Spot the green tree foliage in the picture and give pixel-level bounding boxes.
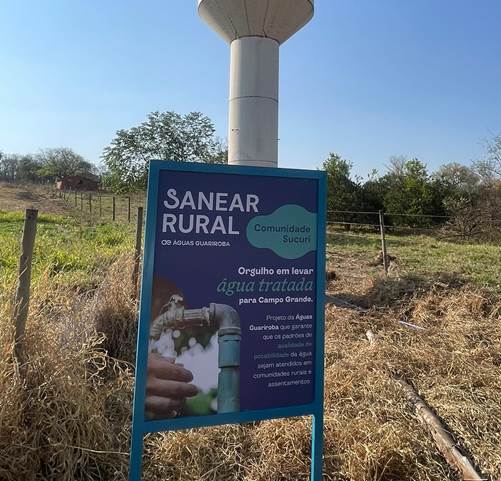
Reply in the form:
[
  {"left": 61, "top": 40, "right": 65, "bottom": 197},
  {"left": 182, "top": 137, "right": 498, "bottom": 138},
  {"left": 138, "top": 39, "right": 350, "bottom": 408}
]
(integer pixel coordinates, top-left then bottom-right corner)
[
  {"left": 432, "top": 162, "right": 481, "bottom": 226},
  {"left": 37, "top": 148, "right": 95, "bottom": 182},
  {"left": 0, "top": 148, "right": 95, "bottom": 183},
  {"left": 323, "top": 153, "right": 359, "bottom": 211},
  {"left": 358, "top": 169, "right": 385, "bottom": 213},
  {"left": 16, "top": 155, "right": 43, "bottom": 182},
  {"left": 0, "top": 153, "right": 19, "bottom": 181},
  {"left": 380, "top": 157, "right": 440, "bottom": 225},
  {"left": 0, "top": 153, "right": 42, "bottom": 182},
  {"left": 320, "top": 148, "right": 498, "bottom": 238},
  {"left": 102, "top": 111, "right": 227, "bottom": 193},
  {"left": 434, "top": 162, "right": 480, "bottom": 197},
  {"left": 323, "top": 153, "right": 364, "bottom": 228}
]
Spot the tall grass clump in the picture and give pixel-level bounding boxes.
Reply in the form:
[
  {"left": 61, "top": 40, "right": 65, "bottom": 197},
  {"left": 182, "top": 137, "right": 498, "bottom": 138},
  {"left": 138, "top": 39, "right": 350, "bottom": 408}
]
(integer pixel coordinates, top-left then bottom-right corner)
[{"left": 0, "top": 257, "right": 136, "bottom": 481}]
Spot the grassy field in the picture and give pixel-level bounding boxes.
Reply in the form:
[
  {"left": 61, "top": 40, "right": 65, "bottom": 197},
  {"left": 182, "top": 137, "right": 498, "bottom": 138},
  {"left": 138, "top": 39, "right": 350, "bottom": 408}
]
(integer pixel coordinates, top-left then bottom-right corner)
[
  {"left": 328, "top": 228, "right": 501, "bottom": 290},
  {"left": 2, "top": 182, "right": 498, "bottom": 291},
  {"left": 1, "top": 211, "right": 498, "bottom": 294},
  {"left": 0, "top": 182, "right": 143, "bottom": 295},
  {"left": 0, "top": 211, "right": 136, "bottom": 296},
  {"left": 0, "top": 185, "right": 500, "bottom": 481}
]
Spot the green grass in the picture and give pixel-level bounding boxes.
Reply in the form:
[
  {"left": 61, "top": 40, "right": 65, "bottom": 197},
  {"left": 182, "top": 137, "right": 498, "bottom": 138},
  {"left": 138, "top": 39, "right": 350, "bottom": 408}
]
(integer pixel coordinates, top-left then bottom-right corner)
[
  {"left": 0, "top": 210, "right": 135, "bottom": 293},
  {"left": 327, "top": 229, "right": 501, "bottom": 290},
  {"left": 1, "top": 210, "right": 499, "bottom": 298}
]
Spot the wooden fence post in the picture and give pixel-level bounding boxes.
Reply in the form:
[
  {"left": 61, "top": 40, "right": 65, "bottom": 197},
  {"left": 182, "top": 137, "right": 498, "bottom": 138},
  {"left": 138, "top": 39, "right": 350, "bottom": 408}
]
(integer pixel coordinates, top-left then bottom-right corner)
[
  {"left": 379, "top": 210, "right": 389, "bottom": 275},
  {"left": 128, "top": 197, "right": 131, "bottom": 223},
  {"left": 132, "top": 207, "right": 144, "bottom": 298},
  {"left": 13, "top": 209, "right": 38, "bottom": 362},
  {"left": 112, "top": 196, "right": 116, "bottom": 221}
]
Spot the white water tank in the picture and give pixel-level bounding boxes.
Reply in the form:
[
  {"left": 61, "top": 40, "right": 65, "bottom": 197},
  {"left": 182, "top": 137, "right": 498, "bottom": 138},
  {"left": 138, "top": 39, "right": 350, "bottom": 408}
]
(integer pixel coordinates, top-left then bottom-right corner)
[{"left": 198, "top": 0, "right": 314, "bottom": 167}]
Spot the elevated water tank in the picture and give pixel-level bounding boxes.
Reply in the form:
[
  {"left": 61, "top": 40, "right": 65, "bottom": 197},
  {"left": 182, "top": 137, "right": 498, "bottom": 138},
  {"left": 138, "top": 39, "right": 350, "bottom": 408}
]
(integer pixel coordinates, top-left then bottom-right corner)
[
  {"left": 198, "top": 0, "right": 314, "bottom": 44},
  {"left": 198, "top": 0, "right": 314, "bottom": 167}
]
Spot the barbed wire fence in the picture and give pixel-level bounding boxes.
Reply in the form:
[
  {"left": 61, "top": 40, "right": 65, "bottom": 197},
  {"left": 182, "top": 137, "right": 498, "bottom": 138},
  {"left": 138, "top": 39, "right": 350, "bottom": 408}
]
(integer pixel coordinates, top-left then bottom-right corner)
[
  {"left": 56, "top": 189, "right": 145, "bottom": 224},
  {"left": 326, "top": 208, "right": 499, "bottom": 276},
  {"left": 52, "top": 189, "right": 499, "bottom": 278}
]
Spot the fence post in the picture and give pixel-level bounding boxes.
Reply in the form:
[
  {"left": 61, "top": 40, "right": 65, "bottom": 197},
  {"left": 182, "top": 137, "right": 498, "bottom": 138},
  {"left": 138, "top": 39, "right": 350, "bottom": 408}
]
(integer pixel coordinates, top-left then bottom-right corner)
[
  {"left": 89, "top": 193, "right": 92, "bottom": 214},
  {"left": 128, "top": 197, "right": 131, "bottom": 223},
  {"left": 132, "top": 207, "right": 144, "bottom": 298},
  {"left": 379, "top": 210, "right": 389, "bottom": 275},
  {"left": 13, "top": 209, "right": 38, "bottom": 362},
  {"left": 112, "top": 196, "right": 116, "bottom": 221}
]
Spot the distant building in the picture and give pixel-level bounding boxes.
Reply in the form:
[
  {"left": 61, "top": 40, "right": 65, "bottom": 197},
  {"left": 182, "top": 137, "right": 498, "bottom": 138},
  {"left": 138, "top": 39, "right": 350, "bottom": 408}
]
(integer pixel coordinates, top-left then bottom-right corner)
[{"left": 56, "top": 174, "right": 99, "bottom": 191}]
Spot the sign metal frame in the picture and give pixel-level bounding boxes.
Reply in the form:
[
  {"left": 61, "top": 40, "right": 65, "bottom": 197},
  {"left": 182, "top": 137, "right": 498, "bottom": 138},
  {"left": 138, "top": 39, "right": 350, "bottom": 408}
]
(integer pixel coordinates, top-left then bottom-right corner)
[{"left": 129, "top": 160, "right": 326, "bottom": 481}]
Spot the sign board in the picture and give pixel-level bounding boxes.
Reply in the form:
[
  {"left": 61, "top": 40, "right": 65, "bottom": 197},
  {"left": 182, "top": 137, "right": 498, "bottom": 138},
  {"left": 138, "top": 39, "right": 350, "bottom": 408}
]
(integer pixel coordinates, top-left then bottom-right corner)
[{"left": 129, "top": 160, "right": 326, "bottom": 480}]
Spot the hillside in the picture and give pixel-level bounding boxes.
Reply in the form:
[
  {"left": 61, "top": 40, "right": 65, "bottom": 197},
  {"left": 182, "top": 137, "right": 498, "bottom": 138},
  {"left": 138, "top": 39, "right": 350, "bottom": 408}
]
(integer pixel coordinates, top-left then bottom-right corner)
[{"left": 0, "top": 182, "right": 71, "bottom": 215}]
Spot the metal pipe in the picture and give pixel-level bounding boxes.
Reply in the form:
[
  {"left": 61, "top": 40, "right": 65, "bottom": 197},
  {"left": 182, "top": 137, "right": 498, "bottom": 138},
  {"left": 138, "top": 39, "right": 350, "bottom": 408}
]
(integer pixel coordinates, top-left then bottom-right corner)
[
  {"left": 150, "top": 300, "right": 240, "bottom": 413},
  {"left": 210, "top": 303, "right": 241, "bottom": 412}
]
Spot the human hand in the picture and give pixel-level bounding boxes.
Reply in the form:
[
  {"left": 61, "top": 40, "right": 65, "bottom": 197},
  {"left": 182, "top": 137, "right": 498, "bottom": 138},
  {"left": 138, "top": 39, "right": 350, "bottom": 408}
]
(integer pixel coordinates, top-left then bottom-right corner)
[{"left": 145, "top": 353, "right": 198, "bottom": 419}]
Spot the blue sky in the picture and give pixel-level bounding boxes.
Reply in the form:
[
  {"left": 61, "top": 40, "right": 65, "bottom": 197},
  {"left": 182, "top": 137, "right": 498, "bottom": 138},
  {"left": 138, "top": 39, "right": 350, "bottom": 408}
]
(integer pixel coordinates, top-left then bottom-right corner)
[{"left": 1, "top": 0, "right": 500, "bottom": 178}]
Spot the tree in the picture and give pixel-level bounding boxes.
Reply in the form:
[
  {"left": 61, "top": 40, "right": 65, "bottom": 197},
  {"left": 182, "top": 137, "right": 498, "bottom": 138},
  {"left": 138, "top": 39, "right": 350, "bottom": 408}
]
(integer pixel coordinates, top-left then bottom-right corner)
[
  {"left": 359, "top": 170, "right": 385, "bottom": 214},
  {"left": 474, "top": 133, "right": 501, "bottom": 182},
  {"left": 0, "top": 148, "right": 92, "bottom": 183},
  {"left": 433, "top": 162, "right": 481, "bottom": 214},
  {"left": 0, "top": 153, "right": 38, "bottom": 182},
  {"left": 0, "top": 153, "right": 19, "bottom": 181},
  {"left": 386, "top": 155, "right": 408, "bottom": 177},
  {"left": 381, "top": 157, "right": 438, "bottom": 226},
  {"left": 16, "top": 155, "right": 43, "bottom": 182},
  {"left": 37, "top": 148, "right": 95, "bottom": 181},
  {"left": 102, "top": 111, "right": 226, "bottom": 193},
  {"left": 323, "top": 153, "right": 360, "bottom": 227},
  {"left": 434, "top": 162, "right": 480, "bottom": 195}
]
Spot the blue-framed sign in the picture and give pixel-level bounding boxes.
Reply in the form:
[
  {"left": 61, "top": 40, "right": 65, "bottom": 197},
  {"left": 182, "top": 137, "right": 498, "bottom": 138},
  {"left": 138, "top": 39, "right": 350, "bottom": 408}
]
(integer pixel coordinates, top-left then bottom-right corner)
[{"left": 129, "top": 160, "right": 326, "bottom": 480}]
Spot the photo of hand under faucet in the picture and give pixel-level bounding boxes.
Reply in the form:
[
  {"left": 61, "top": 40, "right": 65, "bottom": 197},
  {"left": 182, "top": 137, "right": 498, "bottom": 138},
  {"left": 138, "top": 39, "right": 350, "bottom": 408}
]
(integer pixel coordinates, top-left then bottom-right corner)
[{"left": 146, "top": 276, "right": 241, "bottom": 420}]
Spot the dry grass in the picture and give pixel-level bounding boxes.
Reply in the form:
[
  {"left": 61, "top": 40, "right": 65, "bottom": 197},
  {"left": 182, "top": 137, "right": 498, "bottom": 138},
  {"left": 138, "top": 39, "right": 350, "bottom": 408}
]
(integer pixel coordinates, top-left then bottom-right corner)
[
  {"left": 322, "top": 278, "right": 500, "bottom": 481},
  {"left": 1, "top": 253, "right": 500, "bottom": 480},
  {"left": 0, "top": 182, "right": 71, "bottom": 215},
  {"left": 0, "top": 259, "right": 134, "bottom": 481}
]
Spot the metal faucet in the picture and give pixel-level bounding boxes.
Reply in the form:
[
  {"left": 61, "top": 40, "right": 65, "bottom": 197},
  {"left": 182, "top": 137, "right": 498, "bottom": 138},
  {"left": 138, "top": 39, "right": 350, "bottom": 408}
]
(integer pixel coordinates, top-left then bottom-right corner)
[{"left": 150, "top": 295, "right": 241, "bottom": 413}]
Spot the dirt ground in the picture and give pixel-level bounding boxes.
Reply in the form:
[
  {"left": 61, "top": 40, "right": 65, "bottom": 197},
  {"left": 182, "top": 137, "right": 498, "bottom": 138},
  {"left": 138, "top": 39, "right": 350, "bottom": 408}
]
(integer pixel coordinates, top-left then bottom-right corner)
[{"left": 0, "top": 182, "right": 71, "bottom": 215}]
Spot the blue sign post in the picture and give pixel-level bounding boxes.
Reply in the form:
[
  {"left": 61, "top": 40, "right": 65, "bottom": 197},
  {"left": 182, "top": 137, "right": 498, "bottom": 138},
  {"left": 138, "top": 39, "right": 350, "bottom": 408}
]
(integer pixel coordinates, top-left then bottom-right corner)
[{"left": 129, "top": 160, "right": 326, "bottom": 480}]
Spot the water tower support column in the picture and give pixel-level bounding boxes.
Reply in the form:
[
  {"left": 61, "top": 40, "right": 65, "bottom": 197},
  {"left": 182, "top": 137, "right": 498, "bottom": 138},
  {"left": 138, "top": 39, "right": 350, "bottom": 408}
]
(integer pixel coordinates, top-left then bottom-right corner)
[{"left": 229, "top": 37, "right": 279, "bottom": 167}]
